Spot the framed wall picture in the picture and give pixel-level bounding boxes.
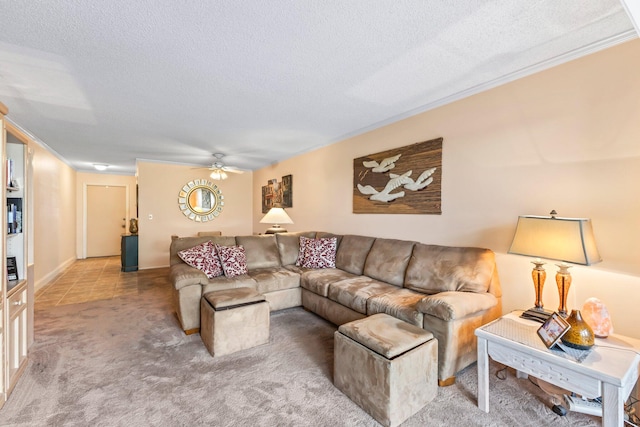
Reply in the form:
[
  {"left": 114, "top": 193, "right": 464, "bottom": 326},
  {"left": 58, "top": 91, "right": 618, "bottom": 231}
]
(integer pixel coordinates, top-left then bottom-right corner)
[
  {"left": 262, "top": 175, "right": 293, "bottom": 213},
  {"left": 353, "top": 137, "right": 442, "bottom": 214},
  {"left": 281, "top": 174, "right": 292, "bottom": 208}
]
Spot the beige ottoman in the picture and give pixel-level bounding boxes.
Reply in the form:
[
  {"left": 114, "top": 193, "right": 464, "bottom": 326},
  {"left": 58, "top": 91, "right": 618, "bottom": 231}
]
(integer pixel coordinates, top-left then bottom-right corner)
[
  {"left": 334, "top": 313, "right": 437, "bottom": 427},
  {"left": 200, "top": 287, "right": 270, "bottom": 357}
]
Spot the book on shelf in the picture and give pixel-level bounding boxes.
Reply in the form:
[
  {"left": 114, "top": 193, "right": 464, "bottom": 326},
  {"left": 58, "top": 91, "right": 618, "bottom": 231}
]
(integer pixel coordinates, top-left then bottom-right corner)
[
  {"left": 6, "top": 158, "right": 13, "bottom": 187},
  {"left": 7, "top": 256, "right": 18, "bottom": 281},
  {"left": 7, "top": 202, "right": 21, "bottom": 234}
]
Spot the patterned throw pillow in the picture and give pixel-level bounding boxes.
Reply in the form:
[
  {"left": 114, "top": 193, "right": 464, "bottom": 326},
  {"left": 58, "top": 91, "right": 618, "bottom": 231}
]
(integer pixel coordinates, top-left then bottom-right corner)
[
  {"left": 295, "top": 236, "right": 311, "bottom": 267},
  {"left": 177, "top": 241, "right": 223, "bottom": 279},
  {"left": 216, "top": 244, "right": 249, "bottom": 278},
  {"left": 300, "top": 237, "right": 337, "bottom": 269}
]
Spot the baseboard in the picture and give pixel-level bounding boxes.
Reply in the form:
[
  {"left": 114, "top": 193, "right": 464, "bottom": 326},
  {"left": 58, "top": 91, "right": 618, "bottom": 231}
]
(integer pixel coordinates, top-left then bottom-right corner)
[{"left": 34, "top": 256, "right": 76, "bottom": 292}]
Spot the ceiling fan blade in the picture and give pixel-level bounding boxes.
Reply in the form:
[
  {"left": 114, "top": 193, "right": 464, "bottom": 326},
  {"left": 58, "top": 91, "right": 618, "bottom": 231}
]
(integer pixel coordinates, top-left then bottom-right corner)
[{"left": 224, "top": 169, "right": 244, "bottom": 174}]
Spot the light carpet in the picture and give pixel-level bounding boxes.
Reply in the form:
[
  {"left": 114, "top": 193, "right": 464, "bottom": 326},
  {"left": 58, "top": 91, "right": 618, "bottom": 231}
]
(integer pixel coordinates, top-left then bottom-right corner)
[{"left": 0, "top": 269, "right": 599, "bottom": 426}]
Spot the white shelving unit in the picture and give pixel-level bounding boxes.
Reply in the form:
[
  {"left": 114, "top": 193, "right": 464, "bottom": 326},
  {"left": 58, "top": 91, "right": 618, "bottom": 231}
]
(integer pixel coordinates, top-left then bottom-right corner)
[{"left": 0, "top": 101, "right": 31, "bottom": 408}]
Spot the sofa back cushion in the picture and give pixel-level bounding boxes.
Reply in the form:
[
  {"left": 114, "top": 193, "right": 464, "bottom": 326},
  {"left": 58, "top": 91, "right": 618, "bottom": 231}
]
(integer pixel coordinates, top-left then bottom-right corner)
[
  {"left": 404, "top": 244, "right": 496, "bottom": 294},
  {"left": 236, "top": 235, "right": 281, "bottom": 270},
  {"left": 335, "top": 235, "right": 376, "bottom": 275},
  {"left": 363, "top": 238, "right": 415, "bottom": 287},
  {"left": 315, "top": 232, "right": 343, "bottom": 248},
  {"left": 276, "top": 231, "right": 317, "bottom": 266},
  {"left": 169, "top": 235, "right": 236, "bottom": 266}
]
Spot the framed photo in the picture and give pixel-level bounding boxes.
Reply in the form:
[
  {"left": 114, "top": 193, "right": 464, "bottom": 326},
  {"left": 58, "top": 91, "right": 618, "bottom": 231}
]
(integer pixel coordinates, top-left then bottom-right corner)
[
  {"left": 7, "top": 256, "right": 18, "bottom": 281},
  {"left": 537, "top": 312, "right": 570, "bottom": 348}
]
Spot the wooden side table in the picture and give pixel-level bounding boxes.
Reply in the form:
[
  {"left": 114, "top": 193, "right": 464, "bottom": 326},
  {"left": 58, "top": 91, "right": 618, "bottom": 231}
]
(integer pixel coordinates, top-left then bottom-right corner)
[
  {"left": 476, "top": 311, "right": 640, "bottom": 426},
  {"left": 121, "top": 234, "right": 138, "bottom": 272}
]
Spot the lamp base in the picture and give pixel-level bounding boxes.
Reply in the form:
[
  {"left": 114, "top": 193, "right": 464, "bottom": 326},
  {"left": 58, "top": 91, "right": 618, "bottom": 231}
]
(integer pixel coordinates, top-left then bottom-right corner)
[
  {"left": 265, "top": 226, "right": 287, "bottom": 234},
  {"left": 520, "top": 307, "right": 554, "bottom": 323}
]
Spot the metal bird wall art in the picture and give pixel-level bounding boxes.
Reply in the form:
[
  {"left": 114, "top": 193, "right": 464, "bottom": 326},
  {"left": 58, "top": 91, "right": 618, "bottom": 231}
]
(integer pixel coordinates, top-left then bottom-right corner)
[
  {"left": 357, "top": 168, "right": 436, "bottom": 202},
  {"left": 353, "top": 138, "right": 443, "bottom": 214},
  {"left": 362, "top": 154, "right": 401, "bottom": 173}
]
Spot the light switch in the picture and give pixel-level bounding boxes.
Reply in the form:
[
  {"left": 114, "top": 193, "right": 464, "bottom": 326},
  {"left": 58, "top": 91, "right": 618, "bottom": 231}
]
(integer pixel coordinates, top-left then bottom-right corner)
[{"left": 148, "top": 214, "right": 153, "bottom": 220}]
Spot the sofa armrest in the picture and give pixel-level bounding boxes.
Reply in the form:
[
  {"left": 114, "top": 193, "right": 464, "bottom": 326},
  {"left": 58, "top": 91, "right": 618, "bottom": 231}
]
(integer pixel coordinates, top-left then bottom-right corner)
[
  {"left": 170, "top": 264, "right": 208, "bottom": 290},
  {"left": 416, "top": 291, "right": 498, "bottom": 321}
]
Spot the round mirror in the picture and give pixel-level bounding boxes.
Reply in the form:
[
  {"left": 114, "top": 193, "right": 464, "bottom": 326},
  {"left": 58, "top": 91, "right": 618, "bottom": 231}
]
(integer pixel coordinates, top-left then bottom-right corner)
[{"left": 178, "top": 179, "right": 224, "bottom": 221}]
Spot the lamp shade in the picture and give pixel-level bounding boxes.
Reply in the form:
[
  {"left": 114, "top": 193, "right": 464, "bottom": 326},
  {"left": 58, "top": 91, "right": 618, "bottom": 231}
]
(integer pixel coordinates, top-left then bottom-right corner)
[
  {"left": 508, "top": 215, "right": 601, "bottom": 265},
  {"left": 260, "top": 208, "right": 293, "bottom": 225}
]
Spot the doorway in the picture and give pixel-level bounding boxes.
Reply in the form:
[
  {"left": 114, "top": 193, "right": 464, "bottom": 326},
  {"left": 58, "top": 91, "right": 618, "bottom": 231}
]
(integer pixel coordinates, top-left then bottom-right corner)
[{"left": 86, "top": 185, "right": 127, "bottom": 257}]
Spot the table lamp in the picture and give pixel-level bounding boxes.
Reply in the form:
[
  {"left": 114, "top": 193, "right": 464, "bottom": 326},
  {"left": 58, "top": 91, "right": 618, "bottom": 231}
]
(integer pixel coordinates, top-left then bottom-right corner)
[
  {"left": 508, "top": 210, "right": 601, "bottom": 320},
  {"left": 260, "top": 207, "right": 293, "bottom": 234}
]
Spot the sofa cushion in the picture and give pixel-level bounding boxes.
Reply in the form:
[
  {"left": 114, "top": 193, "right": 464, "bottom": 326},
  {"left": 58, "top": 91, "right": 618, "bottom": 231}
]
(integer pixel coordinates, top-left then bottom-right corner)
[
  {"left": 216, "top": 245, "right": 248, "bottom": 278},
  {"left": 170, "top": 263, "right": 208, "bottom": 290},
  {"left": 247, "top": 267, "right": 301, "bottom": 293},
  {"left": 236, "top": 235, "right": 281, "bottom": 270},
  {"left": 202, "top": 275, "right": 258, "bottom": 295},
  {"left": 298, "top": 236, "right": 337, "bottom": 269},
  {"left": 404, "top": 244, "right": 496, "bottom": 295},
  {"left": 363, "top": 238, "right": 415, "bottom": 287},
  {"left": 335, "top": 235, "right": 376, "bottom": 275},
  {"left": 283, "top": 264, "right": 311, "bottom": 275},
  {"left": 276, "top": 231, "right": 317, "bottom": 266},
  {"left": 366, "top": 288, "right": 426, "bottom": 327},
  {"left": 177, "top": 240, "right": 223, "bottom": 279},
  {"left": 328, "top": 276, "right": 399, "bottom": 315},
  {"left": 300, "top": 268, "right": 357, "bottom": 297},
  {"left": 416, "top": 291, "right": 498, "bottom": 321}
]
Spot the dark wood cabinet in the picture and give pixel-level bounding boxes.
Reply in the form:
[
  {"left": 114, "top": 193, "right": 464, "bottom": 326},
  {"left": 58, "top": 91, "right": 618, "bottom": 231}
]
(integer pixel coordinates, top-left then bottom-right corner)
[{"left": 121, "top": 234, "right": 138, "bottom": 272}]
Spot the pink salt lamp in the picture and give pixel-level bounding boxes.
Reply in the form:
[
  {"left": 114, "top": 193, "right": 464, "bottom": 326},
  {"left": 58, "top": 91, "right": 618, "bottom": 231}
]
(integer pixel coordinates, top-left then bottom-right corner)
[{"left": 581, "top": 297, "right": 613, "bottom": 338}]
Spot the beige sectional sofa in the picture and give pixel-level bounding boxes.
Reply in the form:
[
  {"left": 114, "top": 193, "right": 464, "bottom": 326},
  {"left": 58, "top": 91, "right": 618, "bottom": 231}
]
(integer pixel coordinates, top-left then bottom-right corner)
[{"left": 169, "top": 231, "right": 502, "bottom": 385}]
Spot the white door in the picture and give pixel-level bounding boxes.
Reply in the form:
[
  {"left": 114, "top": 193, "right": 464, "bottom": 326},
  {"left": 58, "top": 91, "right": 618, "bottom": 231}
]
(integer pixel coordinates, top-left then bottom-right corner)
[{"left": 86, "top": 185, "right": 127, "bottom": 257}]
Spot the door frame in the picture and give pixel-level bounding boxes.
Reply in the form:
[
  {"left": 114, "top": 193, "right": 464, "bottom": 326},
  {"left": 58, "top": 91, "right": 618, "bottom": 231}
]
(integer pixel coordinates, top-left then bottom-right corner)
[{"left": 82, "top": 183, "right": 130, "bottom": 259}]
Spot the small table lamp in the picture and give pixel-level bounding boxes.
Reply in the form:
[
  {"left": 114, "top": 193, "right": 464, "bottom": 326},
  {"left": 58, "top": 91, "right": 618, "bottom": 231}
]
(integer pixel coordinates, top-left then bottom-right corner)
[
  {"left": 260, "top": 207, "right": 293, "bottom": 234},
  {"left": 508, "top": 210, "right": 601, "bottom": 320}
]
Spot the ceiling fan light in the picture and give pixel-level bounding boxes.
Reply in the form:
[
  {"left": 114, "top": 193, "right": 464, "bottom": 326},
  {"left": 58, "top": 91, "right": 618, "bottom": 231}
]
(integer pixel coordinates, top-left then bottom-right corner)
[{"left": 210, "top": 170, "right": 228, "bottom": 180}]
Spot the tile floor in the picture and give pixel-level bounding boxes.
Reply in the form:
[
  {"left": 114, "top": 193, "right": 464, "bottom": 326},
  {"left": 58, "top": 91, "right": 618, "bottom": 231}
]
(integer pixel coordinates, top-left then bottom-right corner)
[{"left": 35, "top": 256, "right": 162, "bottom": 308}]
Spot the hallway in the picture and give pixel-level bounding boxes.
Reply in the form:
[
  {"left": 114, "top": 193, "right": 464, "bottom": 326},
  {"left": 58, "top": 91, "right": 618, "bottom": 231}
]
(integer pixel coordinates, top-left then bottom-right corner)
[{"left": 35, "top": 256, "right": 155, "bottom": 308}]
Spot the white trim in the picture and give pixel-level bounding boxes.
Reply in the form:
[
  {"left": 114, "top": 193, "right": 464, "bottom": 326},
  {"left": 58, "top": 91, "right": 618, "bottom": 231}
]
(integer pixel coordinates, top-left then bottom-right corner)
[
  {"left": 82, "top": 183, "right": 87, "bottom": 259},
  {"left": 5, "top": 117, "right": 74, "bottom": 169},
  {"left": 34, "top": 256, "right": 75, "bottom": 293}
]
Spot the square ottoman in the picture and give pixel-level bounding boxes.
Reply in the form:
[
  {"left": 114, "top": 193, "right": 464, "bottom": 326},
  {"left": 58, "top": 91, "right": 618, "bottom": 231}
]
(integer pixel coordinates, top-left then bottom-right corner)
[
  {"left": 200, "top": 287, "right": 270, "bottom": 357},
  {"left": 334, "top": 313, "right": 437, "bottom": 427}
]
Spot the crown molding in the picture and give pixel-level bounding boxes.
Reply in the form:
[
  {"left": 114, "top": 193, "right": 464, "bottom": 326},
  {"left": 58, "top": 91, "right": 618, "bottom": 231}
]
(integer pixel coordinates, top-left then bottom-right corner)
[{"left": 5, "top": 117, "right": 75, "bottom": 170}]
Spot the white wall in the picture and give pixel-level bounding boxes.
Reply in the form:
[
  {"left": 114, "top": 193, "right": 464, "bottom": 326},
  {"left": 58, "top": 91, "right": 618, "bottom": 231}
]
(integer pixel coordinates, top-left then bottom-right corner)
[
  {"left": 31, "top": 143, "right": 77, "bottom": 291},
  {"left": 137, "top": 161, "right": 253, "bottom": 269},
  {"left": 253, "top": 40, "right": 640, "bottom": 338}
]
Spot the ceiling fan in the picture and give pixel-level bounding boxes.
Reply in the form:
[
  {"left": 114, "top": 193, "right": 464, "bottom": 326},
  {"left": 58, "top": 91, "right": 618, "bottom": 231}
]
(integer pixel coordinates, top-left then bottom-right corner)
[{"left": 203, "top": 153, "right": 244, "bottom": 180}]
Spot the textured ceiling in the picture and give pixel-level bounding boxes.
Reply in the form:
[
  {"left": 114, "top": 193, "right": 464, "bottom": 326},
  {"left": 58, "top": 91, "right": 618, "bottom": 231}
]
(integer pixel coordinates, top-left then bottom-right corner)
[{"left": 0, "top": 1, "right": 636, "bottom": 174}]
